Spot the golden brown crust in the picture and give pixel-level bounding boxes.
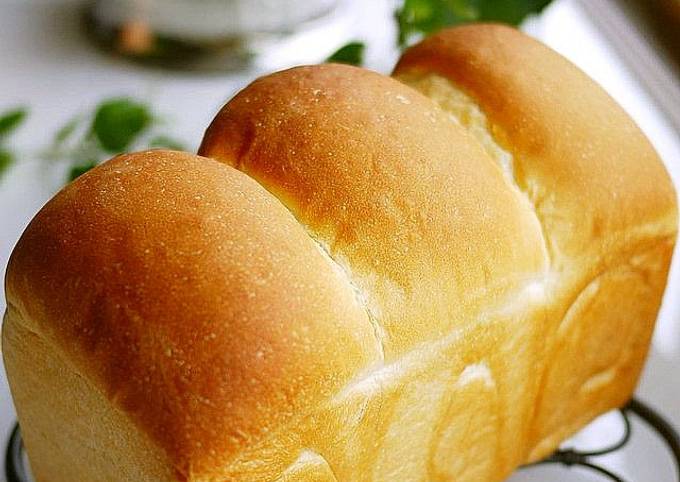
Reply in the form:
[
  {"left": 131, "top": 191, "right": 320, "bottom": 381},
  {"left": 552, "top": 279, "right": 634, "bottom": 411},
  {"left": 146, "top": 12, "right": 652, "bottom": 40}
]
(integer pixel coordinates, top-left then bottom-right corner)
[
  {"left": 395, "top": 24, "right": 677, "bottom": 262},
  {"left": 200, "top": 63, "right": 549, "bottom": 357},
  {"left": 5, "top": 150, "right": 380, "bottom": 479}
]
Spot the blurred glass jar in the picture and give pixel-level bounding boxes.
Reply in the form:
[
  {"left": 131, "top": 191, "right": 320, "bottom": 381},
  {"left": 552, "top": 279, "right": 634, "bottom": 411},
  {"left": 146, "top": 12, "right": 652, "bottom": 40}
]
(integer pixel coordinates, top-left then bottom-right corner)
[{"left": 86, "top": 0, "right": 344, "bottom": 70}]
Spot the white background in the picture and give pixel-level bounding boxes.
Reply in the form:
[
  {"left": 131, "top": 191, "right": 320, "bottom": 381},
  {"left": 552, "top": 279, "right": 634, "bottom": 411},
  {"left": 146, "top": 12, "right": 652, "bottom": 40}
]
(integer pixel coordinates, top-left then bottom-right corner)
[{"left": 0, "top": 0, "right": 678, "bottom": 480}]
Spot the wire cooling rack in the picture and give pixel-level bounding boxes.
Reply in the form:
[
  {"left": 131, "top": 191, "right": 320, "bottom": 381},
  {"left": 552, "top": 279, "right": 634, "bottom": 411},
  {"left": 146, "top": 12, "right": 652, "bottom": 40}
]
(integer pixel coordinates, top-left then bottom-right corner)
[
  {"left": 5, "top": 398, "right": 680, "bottom": 481},
  {"left": 521, "top": 399, "right": 680, "bottom": 481}
]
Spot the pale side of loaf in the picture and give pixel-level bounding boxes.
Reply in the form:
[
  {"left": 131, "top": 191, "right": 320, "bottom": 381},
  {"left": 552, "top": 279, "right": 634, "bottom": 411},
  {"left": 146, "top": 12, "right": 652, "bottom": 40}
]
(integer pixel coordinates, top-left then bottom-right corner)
[
  {"left": 3, "top": 24, "right": 677, "bottom": 482},
  {"left": 392, "top": 24, "right": 678, "bottom": 457}
]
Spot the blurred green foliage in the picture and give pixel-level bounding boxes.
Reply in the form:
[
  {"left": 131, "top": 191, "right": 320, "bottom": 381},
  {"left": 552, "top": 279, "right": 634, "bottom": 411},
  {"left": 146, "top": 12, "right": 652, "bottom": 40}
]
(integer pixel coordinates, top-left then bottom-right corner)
[
  {"left": 0, "top": 108, "right": 28, "bottom": 139},
  {"left": 396, "top": 0, "right": 553, "bottom": 46},
  {"left": 330, "top": 0, "right": 553, "bottom": 66},
  {"left": 50, "top": 97, "right": 185, "bottom": 183},
  {"left": 68, "top": 160, "right": 98, "bottom": 182},
  {"left": 326, "top": 41, "right": 366, "bottom": 66},
  {"left": 149, "top": 135, "right": 186, "bottom": 151},
  {"left": 0, "top": 149, "right": 13, "bottom": 177},
  {"left": 92, "top": 98, "right": 151, "bottom": 152},
  {"left": 0, "top": 107, "right": 28, "bottom": 178}
]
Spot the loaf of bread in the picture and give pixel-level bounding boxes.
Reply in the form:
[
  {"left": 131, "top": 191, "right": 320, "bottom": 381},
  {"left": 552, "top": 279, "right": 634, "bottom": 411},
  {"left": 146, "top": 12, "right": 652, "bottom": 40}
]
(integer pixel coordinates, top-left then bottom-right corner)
[{"left": 3, "top": 24, "right": 677, "bottom": 482}]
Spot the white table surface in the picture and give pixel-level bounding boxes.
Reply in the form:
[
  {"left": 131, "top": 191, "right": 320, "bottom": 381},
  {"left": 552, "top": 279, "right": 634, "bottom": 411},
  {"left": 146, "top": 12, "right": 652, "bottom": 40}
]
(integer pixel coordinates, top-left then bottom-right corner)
[{"left": 1, "top": 1, "right": 678, "bottom": 480}]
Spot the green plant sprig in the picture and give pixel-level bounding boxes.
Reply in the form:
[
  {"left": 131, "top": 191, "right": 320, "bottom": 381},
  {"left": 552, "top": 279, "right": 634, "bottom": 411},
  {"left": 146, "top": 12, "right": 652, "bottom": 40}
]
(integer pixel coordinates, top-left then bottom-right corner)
[
  {"left": 328, "top": 0, "right": 554, "bottom": 67},
  {"left": 397, "top": 0, "right": 553, "bottom": 47},
  {"left": 326, "top": 41, "right": 366, "bottom": 66},
  {"left": 0, "top": 107, "right": 29, "bottom": 179},
  {"left": 48, "top": 97, "right": 186, "bottom": 182}
]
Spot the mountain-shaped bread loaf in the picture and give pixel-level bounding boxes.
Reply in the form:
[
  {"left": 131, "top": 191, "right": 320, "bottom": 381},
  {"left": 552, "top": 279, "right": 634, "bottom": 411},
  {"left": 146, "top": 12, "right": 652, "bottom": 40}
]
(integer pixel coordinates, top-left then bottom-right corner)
[{"left": 4, "top": 24, "right": 677, "bottom": 482}]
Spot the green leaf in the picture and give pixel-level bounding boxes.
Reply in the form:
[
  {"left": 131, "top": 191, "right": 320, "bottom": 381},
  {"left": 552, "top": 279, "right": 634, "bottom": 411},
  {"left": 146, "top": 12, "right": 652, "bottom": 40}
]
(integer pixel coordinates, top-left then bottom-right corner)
[
  {"left": 54, "top": 116, "right": 82, "bottom": 145},
  {"left": 148, "top": 135, "right": 186, "bottom": 151},
  {"left": 0, "top": 149, "right": 14, "bottom": 178},
  {"left": 0, "top": 107, "right": 28, "bottom": 138},
  {"left": 91, "top": 98, "right": 151, "bottom": 152},
  {"left": 476, "top": 0, "right": 553, "bottom": 25},
  {"left": 396, "top": 0, "right": 552, "bottom": 47},
  {"left": 68, "top": 160, "right": 97, "bottom": 182},
  {"left": 326, "top": 41, "right": 366, "bottom": 66}
]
